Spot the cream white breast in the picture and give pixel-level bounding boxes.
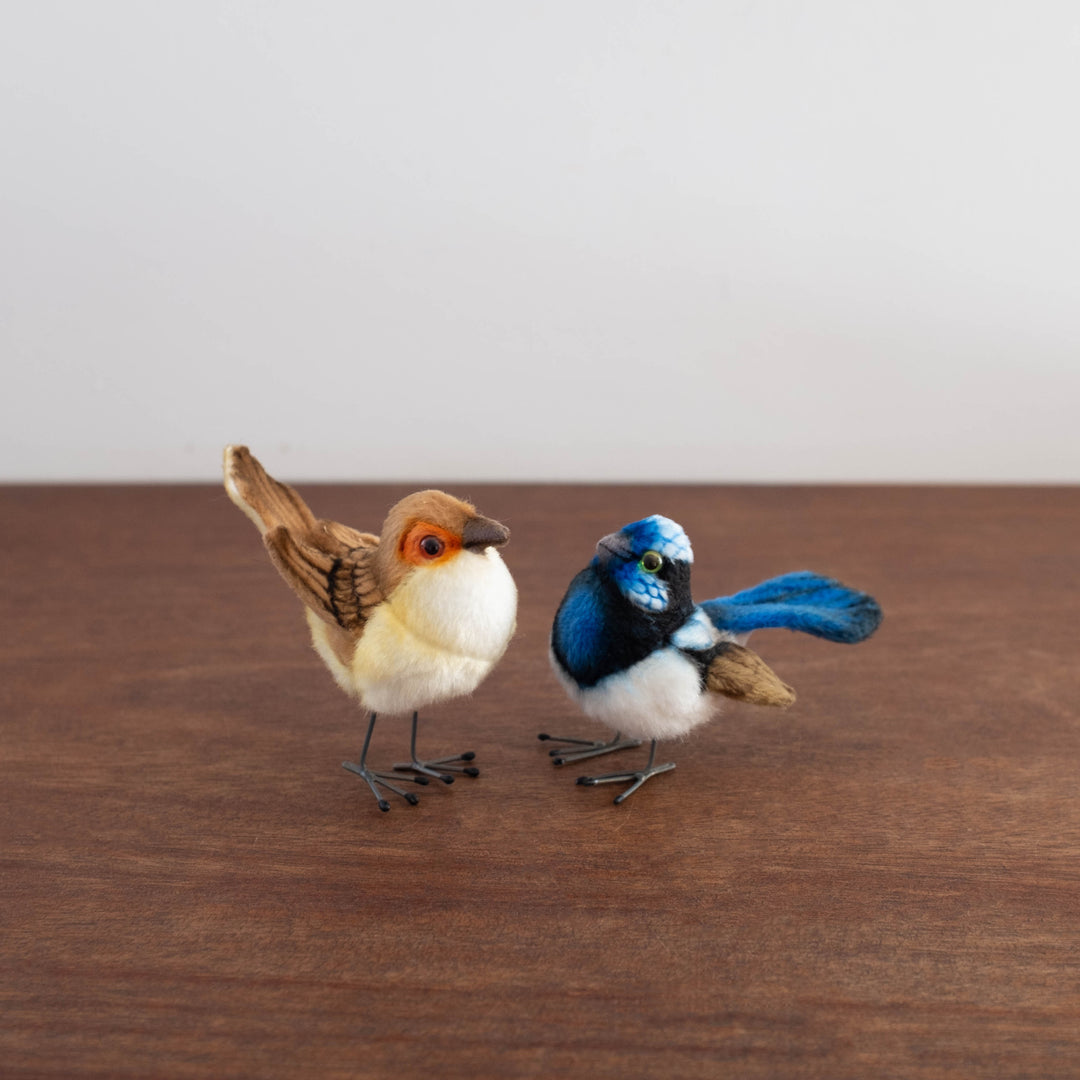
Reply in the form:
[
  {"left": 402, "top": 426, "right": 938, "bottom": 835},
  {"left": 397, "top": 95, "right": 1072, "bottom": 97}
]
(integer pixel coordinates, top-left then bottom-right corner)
[{"left": 333, "top": 547, "right": 517, "bottom": 715}]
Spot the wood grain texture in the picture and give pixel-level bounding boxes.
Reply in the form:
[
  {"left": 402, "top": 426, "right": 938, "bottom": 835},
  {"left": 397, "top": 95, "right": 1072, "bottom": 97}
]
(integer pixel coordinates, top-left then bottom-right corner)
[{"left": 2, "top": 483, "right": 1079, "bottom": 1079}]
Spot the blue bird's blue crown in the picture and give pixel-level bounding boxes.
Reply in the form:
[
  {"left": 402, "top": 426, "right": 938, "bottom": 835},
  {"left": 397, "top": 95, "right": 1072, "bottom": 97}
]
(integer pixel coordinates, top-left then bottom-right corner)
[
  {"left": 620, "top": 516, "right": 693, "bottom": 563},
  {"left": 599, "top": 515, "right": 692, "bottom": 613}
]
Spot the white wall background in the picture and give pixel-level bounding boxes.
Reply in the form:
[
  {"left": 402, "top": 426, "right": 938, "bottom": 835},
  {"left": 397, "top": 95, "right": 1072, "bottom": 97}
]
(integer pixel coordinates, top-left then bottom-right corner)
[{"left": 2, "top": 1, "right": 1078, "bottom": 482}]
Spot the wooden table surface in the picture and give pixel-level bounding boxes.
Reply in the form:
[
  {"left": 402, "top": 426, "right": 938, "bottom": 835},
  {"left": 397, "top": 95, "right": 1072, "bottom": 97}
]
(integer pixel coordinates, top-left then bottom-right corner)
[{"left": 2, "top": 482, "right": 1079, "bottom": 1078}]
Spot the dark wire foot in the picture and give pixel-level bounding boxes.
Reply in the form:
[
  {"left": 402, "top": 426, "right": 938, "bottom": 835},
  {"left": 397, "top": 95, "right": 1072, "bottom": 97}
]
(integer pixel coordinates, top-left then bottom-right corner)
[
  {"left": 576, "top": 762, "right": 676, "bottom": 804},
  {"left": 392, "top": 751, "right": 479, "bottom": 785},
  {"left": 343, "top": 711, "right": 430, "bottom": 811},
  {"left": 342, "top": 760, "right": 425, "bottom": 810},
  {"left": 537, "top": 731, "right": 642, "bottom": 766},
  {"left": 574, "top": 739, "right": 675, "bottom": 804},
  {"left": 392, "top": 713, "right": 480, "bottom": 784}
]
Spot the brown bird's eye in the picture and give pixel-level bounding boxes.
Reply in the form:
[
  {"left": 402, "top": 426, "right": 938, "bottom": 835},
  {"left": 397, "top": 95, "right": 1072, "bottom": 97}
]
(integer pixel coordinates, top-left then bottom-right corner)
[
  {"left": 640, "top": 551, "right": 663, "bottom": 573},
  {"left": 420, "top": 535, "right": 444, "bottom": 558}
]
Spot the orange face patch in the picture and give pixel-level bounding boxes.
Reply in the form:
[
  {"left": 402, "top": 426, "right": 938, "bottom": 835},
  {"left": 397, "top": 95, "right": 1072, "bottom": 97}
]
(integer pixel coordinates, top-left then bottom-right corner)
[{"left": 399, "top": 521, "right": 461, "bottom": 567}]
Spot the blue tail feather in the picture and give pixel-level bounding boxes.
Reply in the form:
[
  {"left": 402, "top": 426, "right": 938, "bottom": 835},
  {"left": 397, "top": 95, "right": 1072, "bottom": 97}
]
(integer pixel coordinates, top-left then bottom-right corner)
[{"left": 701, "top": 571, "right": 882, "bottom": 644}]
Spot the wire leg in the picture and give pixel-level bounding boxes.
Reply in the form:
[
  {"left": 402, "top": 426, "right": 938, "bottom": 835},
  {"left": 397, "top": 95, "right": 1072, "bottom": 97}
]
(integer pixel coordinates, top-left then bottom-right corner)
[
  {"left": 342, "top": 712, "right": 424, "bottom": 811},
  {"left": 392, "top": 712, "right": 480, "bottom": 784}
]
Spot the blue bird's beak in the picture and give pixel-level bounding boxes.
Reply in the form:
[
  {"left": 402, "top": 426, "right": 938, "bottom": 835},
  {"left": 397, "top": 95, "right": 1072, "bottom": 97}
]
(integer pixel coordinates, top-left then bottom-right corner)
[{"left": 596, "top": 531, "right": 633, "bottom": 563}]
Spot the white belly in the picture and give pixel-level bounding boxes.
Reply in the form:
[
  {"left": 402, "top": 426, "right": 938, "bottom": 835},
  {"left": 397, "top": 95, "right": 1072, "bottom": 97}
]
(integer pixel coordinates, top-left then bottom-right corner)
[
  {"left": 552, "top": 646, "right": 720, "bottom": 742},
  {"left": 318, "top": 547, "right": 517, "bottom": 715}
]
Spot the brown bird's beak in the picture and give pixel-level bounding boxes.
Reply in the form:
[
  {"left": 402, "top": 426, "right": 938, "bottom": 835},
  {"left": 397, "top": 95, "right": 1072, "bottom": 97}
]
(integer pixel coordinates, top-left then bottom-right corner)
[{"left": 462, "top": 514, "right": 510, "bottom": 551}]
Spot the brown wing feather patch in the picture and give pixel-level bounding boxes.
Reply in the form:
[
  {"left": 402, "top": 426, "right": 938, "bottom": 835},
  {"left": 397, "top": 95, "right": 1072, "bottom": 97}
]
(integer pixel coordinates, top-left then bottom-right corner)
[
  {"left": 317, "top": 519, "right": 378, "bottom": 550},
  {"left": 327, "top": 544, "right": 382, "bottom": 631},
  {"left": 225, "top": 447, "right": 386, "bottom": 634},
  {"left": 264, "top": 527, "right": 337, "bottom": 624},
  {"left": 705, "top": 641, "right": 796, "bottom": 708},
  {"left": 264, "top": 526, "right": 383, "bottom": 634}
]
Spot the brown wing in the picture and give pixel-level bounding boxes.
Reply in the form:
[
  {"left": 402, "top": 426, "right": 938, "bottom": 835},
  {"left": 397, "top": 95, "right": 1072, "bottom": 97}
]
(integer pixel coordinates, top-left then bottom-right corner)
[
  {"left": 224, "top": 445, "right": 384, "bottom": 632},
  {"left": 705, "top": 641, "right": 796, "bottom": 708},
  {"left": 264, "top": 524, "right": 382, "bottom": 633}
]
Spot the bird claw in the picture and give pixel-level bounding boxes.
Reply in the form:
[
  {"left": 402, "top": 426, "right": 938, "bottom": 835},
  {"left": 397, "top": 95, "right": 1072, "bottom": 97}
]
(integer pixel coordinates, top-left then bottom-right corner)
[
  {"left": 576, "top": 761, "right": 676, "bottom": 804},
  {"left": 537, "top": 732, "right": 642, "bottom": 765},
  {"left": 343, "top": 714, "right": 476, "bottom": 812},
  {"left": 342, "top": 760, "right": 423, "bottom": 809},
  {"left": 392, "top": 752, "right": 480, "bottom": 784}
]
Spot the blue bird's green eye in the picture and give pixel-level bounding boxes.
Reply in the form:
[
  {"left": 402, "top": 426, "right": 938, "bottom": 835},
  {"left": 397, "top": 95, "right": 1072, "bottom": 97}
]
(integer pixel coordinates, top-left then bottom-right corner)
[{"left": 639, "top": 551, "right": 663, "bottom": 574}]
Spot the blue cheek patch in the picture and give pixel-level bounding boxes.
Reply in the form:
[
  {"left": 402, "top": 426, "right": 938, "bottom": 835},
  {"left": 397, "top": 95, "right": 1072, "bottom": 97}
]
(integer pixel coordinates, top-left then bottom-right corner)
[
  {"left": 607, "top": 514, "right": 693, "bottom": 613},
  {"left": 612, "top": 560, "right": 669, "bottom": 612}
]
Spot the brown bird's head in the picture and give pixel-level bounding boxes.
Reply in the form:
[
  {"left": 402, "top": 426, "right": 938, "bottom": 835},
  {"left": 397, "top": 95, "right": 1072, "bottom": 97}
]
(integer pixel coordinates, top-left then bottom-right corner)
[{"left": 374, "top": 489, "right": 510, "bottom": 595}]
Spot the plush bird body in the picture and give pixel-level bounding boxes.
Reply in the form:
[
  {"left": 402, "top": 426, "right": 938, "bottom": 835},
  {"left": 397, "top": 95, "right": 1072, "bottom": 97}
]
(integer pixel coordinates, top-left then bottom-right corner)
[
  {"left": 224, "top": 446, "right": 516, "bottom": 810},
  {"left": 552, "top": 604, "right": 729, "bottom": 743},
  {"left": 545, "top": 514, "right": 881, "bottom": 802},
  {"left": 307, "top": 538, "right": 517, "bottom": 715}
]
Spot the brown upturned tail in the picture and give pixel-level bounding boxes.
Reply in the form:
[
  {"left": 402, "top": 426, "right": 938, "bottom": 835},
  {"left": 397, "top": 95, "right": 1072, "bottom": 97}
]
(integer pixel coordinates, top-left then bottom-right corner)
[{"left": 223, "top": 444, "right": 317, "bottom": 537}]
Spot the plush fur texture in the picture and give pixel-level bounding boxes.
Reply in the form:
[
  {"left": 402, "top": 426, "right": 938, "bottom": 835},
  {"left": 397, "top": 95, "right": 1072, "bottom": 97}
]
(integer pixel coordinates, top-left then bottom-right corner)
[
  {"left": 224, "top": 445, "right": 517, "bottom": 717},
  {"left": 603, "top": 515, "right": 694, "bottom": 613},
  {"left": 551, "top": 566, "right": 690, "bottom": 690},
  {"left": 373, "top": 489, "right": 483, "bottom": 598},
  {"left": 701, "top": 571, "right": 882, "bottom": 643},
  {"left": 550, "top": 515, "right": 879, "bottom": 745},
  {"left": 551, "top": 642, "right": 719, "bottom": 742},
  {"left": 344, "top": 546, "right": 517, "bottom": 714}
]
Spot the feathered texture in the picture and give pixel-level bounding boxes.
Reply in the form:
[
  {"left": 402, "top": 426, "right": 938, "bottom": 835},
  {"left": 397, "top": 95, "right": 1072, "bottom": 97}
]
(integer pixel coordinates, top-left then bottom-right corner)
[
  {"left": 551, "top": 565, "right": 692, "bottom": 690},
  {"left": 223, "top": 444, "right": 317, "bottom": 537},
  {"left": 616, "top": 515, "right": 694, "bottom": 563},
  {"left": 374, "top": 489, "right": 478, "bottom": 597},
  {"left": 552, "top": 525, "right": 882, "bottom": 719},
  {"left": 551, "top": 642, "right": 719, "bottom": 742},
  {"left": 705, "top": 641, "right": 796, "bottom": 707},
  {"left": 225, "top": 445, "right": 382, "bottom": 633},
  {"left": 549, "top": 518, "right": 797, "bottom": 744},
  {"left": 263, "top": 525, "right": 382, "bottom": 632},
  {"left": 545, "top": 515, "right": 880, "bottom": 802},
  {"left": 701, "top": 571, "right": 883, "bottom": 644},
  {"left": 223, "top": 445, "right": 517, "bottom": 716},
  {"left": 224, "top": 445, "right": 518, "bottom": 810},
  {"left": 349, "top": 549, "right": 517, "bottom": 714},
  {"left": 604, "top": 515, "right": 693, "bottom": 613}
]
